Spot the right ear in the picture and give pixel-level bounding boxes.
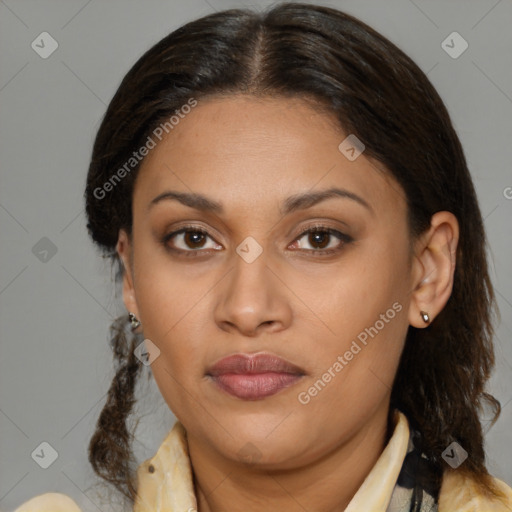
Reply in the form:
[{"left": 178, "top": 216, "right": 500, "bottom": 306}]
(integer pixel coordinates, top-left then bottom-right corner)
[{"left": 116, "top": 229, "right": 139, "bottom": 318}]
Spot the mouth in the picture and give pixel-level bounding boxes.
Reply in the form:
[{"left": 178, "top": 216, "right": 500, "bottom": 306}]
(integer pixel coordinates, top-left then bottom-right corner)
[{"left": 206, "top": 352, "right": 306, "bottom": 401}]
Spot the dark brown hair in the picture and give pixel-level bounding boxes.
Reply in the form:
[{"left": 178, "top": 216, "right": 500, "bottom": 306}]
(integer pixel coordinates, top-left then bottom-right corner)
[{"left": 85, "top": 2, "right": 502, "bottom": 504}]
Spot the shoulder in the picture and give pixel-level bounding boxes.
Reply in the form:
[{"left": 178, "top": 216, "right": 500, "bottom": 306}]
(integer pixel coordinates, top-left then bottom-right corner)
[
  {"left": 439, "top": 469, "right": 512, "bottom": 511},
  {"left": 13, "top": 492, "right": 82, "bottom": 512}
]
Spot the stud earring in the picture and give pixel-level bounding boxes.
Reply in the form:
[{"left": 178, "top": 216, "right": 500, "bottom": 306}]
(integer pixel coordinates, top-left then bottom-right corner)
[
  {"left": 420, "top": 311, "right": 430, "bottom": 324},
  {"left": 128, "top": 312, "right": 141, "bottom": 330}
]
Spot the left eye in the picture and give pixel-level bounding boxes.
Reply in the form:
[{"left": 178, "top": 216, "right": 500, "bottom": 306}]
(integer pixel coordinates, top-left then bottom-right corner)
[{"left": 291, "top": 227, "right": 351, "bottom": 253}]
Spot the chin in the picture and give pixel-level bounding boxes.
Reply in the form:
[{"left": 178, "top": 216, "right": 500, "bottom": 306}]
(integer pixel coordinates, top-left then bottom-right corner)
[{"left": 215, "top": 415, "right": 309, "bottom": 464}]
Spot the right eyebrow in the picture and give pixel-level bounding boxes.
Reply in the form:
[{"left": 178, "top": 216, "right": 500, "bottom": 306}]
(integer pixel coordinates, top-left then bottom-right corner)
[{"left": 148, "top": 191, "right": 223, "bottom": 214}]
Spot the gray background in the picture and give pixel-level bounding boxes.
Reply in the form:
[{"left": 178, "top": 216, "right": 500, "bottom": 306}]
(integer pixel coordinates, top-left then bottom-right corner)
[{"left": 1, "top": 0, "right": 511, "bottom": 510}]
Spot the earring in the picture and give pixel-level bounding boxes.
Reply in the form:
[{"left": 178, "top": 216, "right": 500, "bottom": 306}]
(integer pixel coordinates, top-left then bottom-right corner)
[
  {"left": 128, "top": 312, "right": 141, "bottom": 331},
  {"left": 420, "top": 311, "right": 430, "bottom": 324}
]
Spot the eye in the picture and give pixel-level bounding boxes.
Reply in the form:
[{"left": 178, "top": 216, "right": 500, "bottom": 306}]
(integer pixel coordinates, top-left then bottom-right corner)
[
  {"left": 162, "top": 225, "right": 222, "bottom": 256},
  {"left": 290, "top": 225, "right": 352, "bottom": 255}
]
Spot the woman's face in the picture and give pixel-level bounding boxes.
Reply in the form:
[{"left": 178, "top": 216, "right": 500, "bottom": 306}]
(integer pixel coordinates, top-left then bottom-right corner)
[{"left": 119, "top": 95, "right": 416, "bottom": 468}]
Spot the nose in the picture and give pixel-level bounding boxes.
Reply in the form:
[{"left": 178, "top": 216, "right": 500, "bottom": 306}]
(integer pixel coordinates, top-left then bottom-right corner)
[{"left": 214, "top": 247, "right": 293, "bottom": 337}]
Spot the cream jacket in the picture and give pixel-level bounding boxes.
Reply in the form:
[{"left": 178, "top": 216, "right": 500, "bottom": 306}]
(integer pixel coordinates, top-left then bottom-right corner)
[{"left": 13, "top": 411, "right": 512, "bottom": 511}]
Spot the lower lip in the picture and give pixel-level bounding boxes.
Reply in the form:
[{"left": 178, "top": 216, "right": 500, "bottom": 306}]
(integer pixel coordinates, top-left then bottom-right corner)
[{"left": 210, "top": 373, "right": 303, "bottom": 400}]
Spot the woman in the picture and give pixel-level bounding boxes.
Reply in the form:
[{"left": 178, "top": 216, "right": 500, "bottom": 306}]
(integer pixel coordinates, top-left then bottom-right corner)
[{"left": 15, "top": 2, "right": 512, "bottom": 511}]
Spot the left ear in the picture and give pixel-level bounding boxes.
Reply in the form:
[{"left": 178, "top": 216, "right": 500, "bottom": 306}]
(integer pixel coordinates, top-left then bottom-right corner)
[{"left": 408, "top": 211, "right": 459, "bottom": 328}]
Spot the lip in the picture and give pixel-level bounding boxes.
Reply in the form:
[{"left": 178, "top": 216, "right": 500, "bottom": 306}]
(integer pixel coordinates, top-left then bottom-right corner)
[{"left": 206, "top": 353, "right": 306, "bottom": 400}]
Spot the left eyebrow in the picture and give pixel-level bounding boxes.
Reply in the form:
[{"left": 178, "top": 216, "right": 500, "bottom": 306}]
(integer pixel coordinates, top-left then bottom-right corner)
[{"left": 280, "top": 187, "right": 374, "bottom": 216}]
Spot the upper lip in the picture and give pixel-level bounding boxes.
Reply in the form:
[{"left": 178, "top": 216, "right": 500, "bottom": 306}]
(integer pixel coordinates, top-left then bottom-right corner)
[{"left": 206, "top": 352, "right": 306, "bottom": 376}]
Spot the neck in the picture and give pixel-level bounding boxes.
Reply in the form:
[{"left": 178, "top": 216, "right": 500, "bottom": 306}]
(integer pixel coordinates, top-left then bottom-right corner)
[{"left": 188, "top": 404, "right": 393, "bottom": 512}]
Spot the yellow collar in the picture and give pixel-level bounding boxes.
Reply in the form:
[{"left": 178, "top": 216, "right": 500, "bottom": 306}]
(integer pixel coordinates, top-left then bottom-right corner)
[
  {"left": 133, "top": 410, "right": 410, "bottom": 512},
  {"left": 15, "top": 410, "right": 512, "bottom": 511}
]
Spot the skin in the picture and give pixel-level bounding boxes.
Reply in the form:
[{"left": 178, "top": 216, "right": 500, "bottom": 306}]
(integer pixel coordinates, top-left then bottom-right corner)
[{"left": 117, "top": 95, "right": 459, "bottom": 512}]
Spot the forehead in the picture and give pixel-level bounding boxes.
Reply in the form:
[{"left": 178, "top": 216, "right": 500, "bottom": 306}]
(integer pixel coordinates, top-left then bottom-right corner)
[{"left": 134, "top": 95, "right": 406, "bottom": 219}]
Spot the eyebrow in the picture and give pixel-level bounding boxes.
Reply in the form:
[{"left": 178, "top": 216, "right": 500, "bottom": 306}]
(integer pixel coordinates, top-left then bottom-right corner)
[{"left": 148, "top": 187, "right": 373, "bottom": 216}]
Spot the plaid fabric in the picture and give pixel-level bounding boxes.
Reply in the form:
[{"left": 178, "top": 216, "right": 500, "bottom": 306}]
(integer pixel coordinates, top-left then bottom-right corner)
[{"left": 387, "top": 427, "right": 442, "bottom": 512}]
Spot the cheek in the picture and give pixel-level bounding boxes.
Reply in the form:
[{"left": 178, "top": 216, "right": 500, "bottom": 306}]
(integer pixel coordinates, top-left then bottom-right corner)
[
  {"left": 294, "top": 238, "right": 410, "bottom": 403},
  {"left": 132, "top": 253, "right": 219, "bottom": 416},
  {"left": 141, "top": 308, "right": 211, "bottom": 423},
  {"left": 133, "top": 235, "right": 210, "bottom": 339},
  {"left": 295, "top": 296, "right": 407, "bottom": 449},
  {"left": 291, "top": 236, "right": 410, "bottom": 346},
  {"left": 135, "top": 276, "right": 210, "bottom": 373}
]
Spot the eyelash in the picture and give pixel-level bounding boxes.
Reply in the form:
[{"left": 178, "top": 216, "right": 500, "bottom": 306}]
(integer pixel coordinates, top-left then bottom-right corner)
[{"left": 161, "top": 223, "right": 353, "bottom": 258}]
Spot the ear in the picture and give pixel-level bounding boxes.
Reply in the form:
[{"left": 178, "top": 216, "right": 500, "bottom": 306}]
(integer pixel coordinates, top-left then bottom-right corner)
[
  {"left": 408, "top": 211, "right": 459, "bottom": 328},
  {"left": 116, "top": 229, "right": 139, "bottom": 318}
]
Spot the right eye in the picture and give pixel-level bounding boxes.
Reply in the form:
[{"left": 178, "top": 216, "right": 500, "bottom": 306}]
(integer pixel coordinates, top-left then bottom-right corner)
[{"left": 162, "top": 226, "right": 223, "bottom": 256}]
